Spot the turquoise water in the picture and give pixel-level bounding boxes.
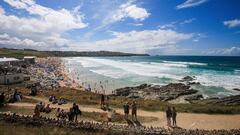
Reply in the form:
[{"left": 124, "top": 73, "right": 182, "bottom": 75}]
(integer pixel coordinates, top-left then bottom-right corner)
[{"left": 63, "top": 56, "right": 240, "bottom": 97}]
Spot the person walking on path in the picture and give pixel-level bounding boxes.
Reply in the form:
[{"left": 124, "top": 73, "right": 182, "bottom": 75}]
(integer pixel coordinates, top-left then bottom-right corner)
[
  {"left": 131, "top": 101, "right": 137, "bottom": 121},
  {"left": 166, "top": 106, "right": 172, "bottom": 127},
  {"left": 123, "top": 102, "right": 130, "bottom": 119},
  {"left": 172, "top": 107, "right": 177, "bottom": 127},
  {"left": 73, "top": 103, "right": 81, "bottom": 122}
]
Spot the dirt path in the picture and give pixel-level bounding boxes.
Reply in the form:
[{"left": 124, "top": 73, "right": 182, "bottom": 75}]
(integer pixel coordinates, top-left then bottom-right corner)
[{"left": 8, "top": 96, "right": 240, "bottom": 130}]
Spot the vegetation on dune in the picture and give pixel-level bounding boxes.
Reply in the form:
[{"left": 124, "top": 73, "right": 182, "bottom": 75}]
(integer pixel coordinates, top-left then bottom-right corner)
[
  {"left": 0, "top": 121, "right": 108, "bottom": 135},
  {"left": 0, "top": 48, "right": 49, "bottom": 58},
  {"left": 1, "top": 84, "right": 240, "bottom": 114},
  {"left": 42, "top": 87, "right": 240, "bottom": 114},
  {"left": 0, "top": 48, "right": 148, "bottom": 58}
]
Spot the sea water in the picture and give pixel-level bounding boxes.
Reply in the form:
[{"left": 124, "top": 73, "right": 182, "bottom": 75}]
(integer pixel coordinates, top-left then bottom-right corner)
[{"left": 63, "top": 56, "right": 240, "bottom": 97}]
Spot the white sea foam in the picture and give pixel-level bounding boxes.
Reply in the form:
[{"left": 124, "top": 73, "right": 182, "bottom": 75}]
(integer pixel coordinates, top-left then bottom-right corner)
[
  {"left": 196, "top": 74, "right": 240, "bottom": 91},
  {"left": 74, "top": 57, "right": 183, "bottom": 79},
  {"left": 64, "top": 57, "right": 240, "bottom": 96},
  {"left": 162, "top": 61, "right": 207, "bottom": 66}
]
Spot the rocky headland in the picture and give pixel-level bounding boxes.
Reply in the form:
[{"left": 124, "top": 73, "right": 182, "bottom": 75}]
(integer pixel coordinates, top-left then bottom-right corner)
[{"left": 113, "top": 83, "right": 198, "bottom": 101}]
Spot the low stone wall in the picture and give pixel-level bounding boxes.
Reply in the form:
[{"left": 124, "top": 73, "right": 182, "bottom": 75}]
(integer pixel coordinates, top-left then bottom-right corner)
[{"left": 0, "top": 113, "right": 239, "bottom": 135}]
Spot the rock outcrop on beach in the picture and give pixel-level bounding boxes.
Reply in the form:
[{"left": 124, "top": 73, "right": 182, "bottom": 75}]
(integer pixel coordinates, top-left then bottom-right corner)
[
  {"left": 180, "top": 76, "right": 201, "bottom": 85},
  {"left": 195, "top": 95, "right": 240, "bottom": 106},
  {"left": 113, "top": 83, "right": 198, "bottom": 101},
  {"left": 184, "top": 94, "right": 204, "bottom": 102},
  {"left": 233, "top": 88, "right": 240, "bottom": 91}
]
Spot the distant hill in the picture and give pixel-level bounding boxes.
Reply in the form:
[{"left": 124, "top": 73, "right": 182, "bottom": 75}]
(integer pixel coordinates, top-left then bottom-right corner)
[{"left": 0, "top": 48, "right": 149, "bottom": 58}]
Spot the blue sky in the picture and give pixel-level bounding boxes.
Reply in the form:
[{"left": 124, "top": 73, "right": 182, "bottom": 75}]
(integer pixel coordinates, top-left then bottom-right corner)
[{"left": 0, "top": 0, "right": 240, "bottom": 55}]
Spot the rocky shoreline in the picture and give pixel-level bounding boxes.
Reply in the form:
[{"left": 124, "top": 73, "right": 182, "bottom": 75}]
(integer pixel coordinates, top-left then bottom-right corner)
[
  {"left": 113, "top": 83, "right": 198, "bottom": 101},
  {"left": 112, "top": 76, "right": 240, "bottom": 106}
]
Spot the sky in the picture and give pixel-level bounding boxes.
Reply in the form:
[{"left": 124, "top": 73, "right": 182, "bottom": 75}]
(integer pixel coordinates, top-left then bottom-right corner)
[{"left": 0, "top": 0, "right": 240, "bottom": 56}]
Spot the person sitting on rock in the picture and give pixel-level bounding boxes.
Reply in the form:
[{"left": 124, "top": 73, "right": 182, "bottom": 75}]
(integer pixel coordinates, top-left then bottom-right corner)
[
  {"left": 52, "top": 96, "right": 58, "bottom": 104},
  {"left": 55, "top": 108, "right": 61, "bottom": 120},
  {"left": 29, "top": 84, "right": 37, "bottom": 96},
  {"left": 36, "top": 102, "right": 45, "bottom": 112},
  {"left": 33, "top": 104, "right": 40, "bottom": 118},
  {"left": 58, "top": 97, "right": 67, "bottom": 105},
  {"left": 13, "top": 89, "right": 22, "bottom": 102},
  {"left": 49, "top": 95, "right": 54, "bottom": 102},
  {"left": 60, "top": 109, "right": 67, "bottom": 120},
  {"left": 43, "top": 104, "right": 52, "bottom": 113}
]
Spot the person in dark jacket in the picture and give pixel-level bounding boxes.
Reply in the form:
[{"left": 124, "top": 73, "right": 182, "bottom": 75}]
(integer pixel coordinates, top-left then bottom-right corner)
[
  {"left": 172, "top": 107, "right": 177, "bottom": 126},
  {"left": 72, "top": 103, "right": 81, "bottom": 122},
  {"left": 166, "top": 106, "right": 172, "bottom": 127},
  {"left": 0, "top": 92, "right": 5, "bottom": 107},
  {"left": 131, "top": 101, "right": 137, "bottom": 121},
  {"left": 123, "top": 102, "right": 130, "bottom": 119}
]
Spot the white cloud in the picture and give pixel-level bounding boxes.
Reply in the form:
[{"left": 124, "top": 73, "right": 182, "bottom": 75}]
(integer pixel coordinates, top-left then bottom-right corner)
[
  {"left": 176, "top": 0, "right": 208, "bottom": 9},
  {"left": 223, "top": 19, "right": 240, "bottom": 28},
  {"left": 69, "top": 29, "right": 193, "bottom": 53},
  {"left": 204, "top": 47, "right": 240, "bottom": 56},
  {"left": 0, "top": 33, "right": 47, "bottom": 48},
  {"left": 180, "top": 18, "right": 196, "bottom": 25},
  {"left": 129, "top": 23, "right": 143, "bottom": 26},
  {"left": 159, "top": 22, "right": 177, "bottom": 29},
  {"left": 104, "top": 0, "right": 150, "bottom": 25},
  {"left": 1, "top": 0, "right": 87, "bottom": 47}
]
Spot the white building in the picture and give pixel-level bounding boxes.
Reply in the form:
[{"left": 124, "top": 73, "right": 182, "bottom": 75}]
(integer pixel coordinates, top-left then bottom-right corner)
[
  {"left": 24, "top": 56, "right": 36, "bottom": 64},
  {"left": 0, "top": 58, "right": 24, "bottom": 84},
  {"left": 0, "top": 73, "right": 24, "bottom": 84}
]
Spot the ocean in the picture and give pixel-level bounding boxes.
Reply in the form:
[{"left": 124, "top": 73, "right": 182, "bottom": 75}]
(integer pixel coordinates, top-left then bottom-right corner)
[{"left": 63, "top": 56, "right": 240, "bottom": 97}]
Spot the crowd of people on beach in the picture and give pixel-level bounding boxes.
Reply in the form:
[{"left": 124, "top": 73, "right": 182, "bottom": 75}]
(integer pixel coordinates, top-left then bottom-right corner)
[{"left": 27, "top": 58, "right": 63, "bottom": 90}]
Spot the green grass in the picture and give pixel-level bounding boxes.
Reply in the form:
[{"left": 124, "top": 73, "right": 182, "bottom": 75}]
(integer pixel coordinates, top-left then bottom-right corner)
[
  {"left": 0, "top": 48, "right": 48, "bottom": 58},
  {"left": 0, "top": 105, "right": 158, "bottom": 124},
  {"left": 1, "top": 83, "right": 240, "bottom": 114}
]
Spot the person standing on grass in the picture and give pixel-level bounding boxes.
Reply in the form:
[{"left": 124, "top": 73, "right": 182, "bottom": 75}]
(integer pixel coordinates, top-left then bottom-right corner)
[
  {"left": 172, "top": 107, "right": 177, "bottom": 127},
  {"left": 131, "top": 101, "right": 137, "bottom": 121},
  {"left": 0, "top": 92, "right": 5, "bottom": 107},
  {"left": 100, "top": 94, "right": 105, "bottom": 108},
  {"left": 166, "top": 106, "right": 172, "bottom": 127},
  {"left": 123, "top": 102, "right": 130, "bottom": 119}
]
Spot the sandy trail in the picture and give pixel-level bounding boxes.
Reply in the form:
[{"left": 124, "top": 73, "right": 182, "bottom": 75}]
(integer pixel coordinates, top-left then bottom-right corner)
[{"left": 8, "top": 96, "right": 240, "bottom": 130}]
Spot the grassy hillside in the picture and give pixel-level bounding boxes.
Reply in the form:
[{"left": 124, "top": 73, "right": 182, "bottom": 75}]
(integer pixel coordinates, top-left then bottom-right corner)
[
  {"left": 0, "top": 48, "right": 49, "bottom": 58},
  {"left": 0, "top": 48, "right": 149, "bottom": 58}
]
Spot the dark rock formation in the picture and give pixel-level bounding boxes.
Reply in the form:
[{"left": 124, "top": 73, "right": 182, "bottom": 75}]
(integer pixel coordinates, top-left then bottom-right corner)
[
  {"left": 180, "top": 76, "right": 195, "bottom": 82},
  {"left": 233, "top": 88, "right": 240, "bottom": 91},
  {"left": 113, "top": 83, "right": 198, "bottom": 101},
  {"left": 196, "top": 95, "right": 240, "bottom": 106},
  {"left": 185, "top": 94, "right": 204, "bottom": 102}
]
